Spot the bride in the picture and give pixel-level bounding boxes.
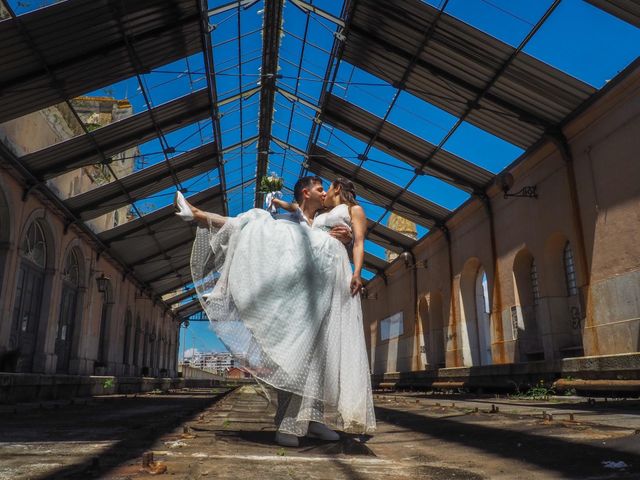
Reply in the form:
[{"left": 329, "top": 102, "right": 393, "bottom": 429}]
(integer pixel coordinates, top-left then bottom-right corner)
[{"left": 175, "top": 176, "right": 376, "bottom": 446}]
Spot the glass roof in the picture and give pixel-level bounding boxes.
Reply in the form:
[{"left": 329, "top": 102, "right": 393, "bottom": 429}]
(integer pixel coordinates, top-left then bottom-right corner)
[{"left": 1, "top": 0, "right": 638, "bottom": 317}]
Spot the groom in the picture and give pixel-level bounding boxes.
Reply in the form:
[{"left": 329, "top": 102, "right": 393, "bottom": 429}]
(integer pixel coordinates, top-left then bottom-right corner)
[
  {"left": 276, "top": 175, "right": 351, "bottom": 242},
  {"left": 273, "top": 175, "right": 351, "bottom": 447}
]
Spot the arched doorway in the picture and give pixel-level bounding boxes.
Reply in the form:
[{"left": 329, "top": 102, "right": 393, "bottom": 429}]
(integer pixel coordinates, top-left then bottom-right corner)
[
  {"left": 96, "top": 280, "right": 113, "bottom": 373},
  {"left": 10, "top": 221, "right": 49, "bottom": 372},
  {"left": 474, "top": 269, "right": 492, "bottom": 365},
  {"left": 417, "top": 296, "right": 429, "bottom": 368},
  {"left": 55, "top": 248, "right": 81, "bottom": 373},
  {"left": 0, "top": 184, "right": 10, "bottom": 302},
  {"left": 142, "top": 321, "right": 149, "bottom": 376},
  {"left": 544, "top": 234, "right": 584, "bottom": 358},
  {"left": 122, "top": 309, "right": 132, "bottom": 370},
  {"left": 133, "top": 315, "right": 141, "bottom": 373},
  {"left": 429, "top": 292, "right": 446, "bottom": 367},
  {"left": 513, "top": 249, "right": 543, "bottom": 361},
  {"left": 459, "top": 258, "right": 492, "bottom": 366}
]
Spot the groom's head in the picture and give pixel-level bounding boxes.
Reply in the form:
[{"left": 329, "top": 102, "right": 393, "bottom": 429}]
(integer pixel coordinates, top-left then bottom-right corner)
[{"left": 294, "top": 176, "right": 324, "bottom": 208}]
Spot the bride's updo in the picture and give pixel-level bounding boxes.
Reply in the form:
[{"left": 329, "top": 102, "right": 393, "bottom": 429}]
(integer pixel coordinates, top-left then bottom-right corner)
[{"left": 332, "top": 177, "right": 358, "bottom": 206}]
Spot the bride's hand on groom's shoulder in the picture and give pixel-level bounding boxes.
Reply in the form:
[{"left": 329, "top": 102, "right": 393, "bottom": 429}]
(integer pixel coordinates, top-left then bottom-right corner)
[
  {"left": 350, "top": 274, "right": 363, "bottom": 297},
  {"left": 329, "top": 225, "right": 353, "bottom": 246}
]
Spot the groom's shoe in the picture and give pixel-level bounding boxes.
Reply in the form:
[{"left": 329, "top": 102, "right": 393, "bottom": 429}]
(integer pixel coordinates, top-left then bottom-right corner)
[
  {"left": 174, "top": 191, "right": 194, "bottom": 221},
  {"left": 307, "top": 422, "right": 340, "bottom": 442},
  {"left": 275, "top": 432, "right": 299, "bottom": 447}
]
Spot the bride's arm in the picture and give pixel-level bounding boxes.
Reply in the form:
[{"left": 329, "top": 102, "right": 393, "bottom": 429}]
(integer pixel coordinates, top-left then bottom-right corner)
[
  {"left": 349, "top": 205, "right": 366, "bottom": 296},
  {"left": 271, "top": 197, "right": 299, "bottom": 212}
]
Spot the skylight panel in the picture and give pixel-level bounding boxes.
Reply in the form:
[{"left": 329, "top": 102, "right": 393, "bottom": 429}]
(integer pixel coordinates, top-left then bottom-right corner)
[
  {"left": 524, "top": 0, "right": 640, "bottom": 88},
  {"left": 386, "top": 91, "right": 459, "bottom": 145},
  {"left": 442, "top": 121, "right": 523, "bottom": 173}
]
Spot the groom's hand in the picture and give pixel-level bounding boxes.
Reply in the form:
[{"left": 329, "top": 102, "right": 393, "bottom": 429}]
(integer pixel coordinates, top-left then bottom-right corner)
[{"left": 329, "top": 225, "right": 352, "bottom": 245}]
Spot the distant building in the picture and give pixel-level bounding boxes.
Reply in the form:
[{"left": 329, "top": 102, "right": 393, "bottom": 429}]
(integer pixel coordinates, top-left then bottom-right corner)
[
  {"left": 0, "top": 96, "right": 137, "bottom": 233},
  {"left": 186, "top": 351, "right": 235, "bottom": 375},
  {"left": 386, "top": 213, "right": 417, "bottom": 262}
]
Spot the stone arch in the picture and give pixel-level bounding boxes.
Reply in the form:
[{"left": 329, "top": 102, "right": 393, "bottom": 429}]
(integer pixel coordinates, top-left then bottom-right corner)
[
  {"left": 512, "top": 248, "right": 544, "bottom": 361},
  {"left": 133, "top": 315, "right": 142, "bottom": 372},
  {"left": 8, "top": 212, "right": 57, "bottom": 372},
  {"left": 122, "top": 308, "right": 133, "bottom": 368},
  {"left": 417, "top": 295, "right": 429, "bottom": 368},
  {"left": 55, "top": 245, "right": 85, "bottom": 373},
  {"left": 459, "top": 258, "right": 492, "bottom": 366},
  {"left": 0, "top": 181, "right": 11, "bottom": 300},
  {"left": 544, "top": 233, "right": 584, "bottom": 357},
  {"left": 95, "top": 278, "right": 114, "bottom": 373},
  {"left": 428, "top": 291, "right": 446, "bottom": 367},
  {"left": 142, "top": 320, "right": 150, "bottom": 376}
]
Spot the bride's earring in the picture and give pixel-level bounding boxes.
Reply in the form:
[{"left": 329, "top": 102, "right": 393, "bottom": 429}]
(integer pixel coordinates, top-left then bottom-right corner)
[{"left": 174, "top": 191, "right": 194, "bottom": 221}]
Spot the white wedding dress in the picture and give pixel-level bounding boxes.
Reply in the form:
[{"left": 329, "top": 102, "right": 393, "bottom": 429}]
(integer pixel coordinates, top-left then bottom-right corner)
[{"left": 190, "top": 204, "right": 376, "bottom": 436}]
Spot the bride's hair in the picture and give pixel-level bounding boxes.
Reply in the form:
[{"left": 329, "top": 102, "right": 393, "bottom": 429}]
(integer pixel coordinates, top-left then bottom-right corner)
[{"left": 332, "top": 177, "right": 358, "bottom": 206}]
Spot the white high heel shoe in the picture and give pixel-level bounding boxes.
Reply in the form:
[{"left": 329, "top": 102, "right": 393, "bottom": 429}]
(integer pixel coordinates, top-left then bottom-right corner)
[{"left": 174, "top": 191, "right": 194, "bottom": 221}]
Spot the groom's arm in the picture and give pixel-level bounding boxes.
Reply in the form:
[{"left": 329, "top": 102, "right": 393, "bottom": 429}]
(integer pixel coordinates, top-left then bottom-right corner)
[{"left": 329, "top": 225, "right": 353, "bottom": 247}]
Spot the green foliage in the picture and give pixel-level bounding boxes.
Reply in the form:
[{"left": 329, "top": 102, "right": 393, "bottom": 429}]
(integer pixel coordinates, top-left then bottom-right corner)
[
  {"left": 103, "top": 378, "right": 115, "bottom": 389},
  {"left": 510, "top": 380, "right": 555, "bottom": 400}
]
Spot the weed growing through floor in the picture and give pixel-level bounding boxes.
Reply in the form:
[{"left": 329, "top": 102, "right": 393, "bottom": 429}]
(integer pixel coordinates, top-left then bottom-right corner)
[
  {"left": 276, "top": 448, "right": 286, "bottom": 456},
  {"left": 509, "top": 380, "right": 556, "bottom": 400},
  {"left": 222, "top": 420, "right": 231, "bottom": 428}
]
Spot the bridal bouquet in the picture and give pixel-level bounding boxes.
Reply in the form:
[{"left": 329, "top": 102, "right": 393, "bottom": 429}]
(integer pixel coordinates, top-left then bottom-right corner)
[
  {"left": 260, "top": 173, "right": 283, "bottom": 214},
  {"left": 259, "top": 173, "right": 284, "bottom": 193}
]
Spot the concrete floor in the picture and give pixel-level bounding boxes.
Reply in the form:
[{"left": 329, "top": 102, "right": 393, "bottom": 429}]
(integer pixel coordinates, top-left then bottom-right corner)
[{"left": 1, "top": 386, "right": 639, "bottom": 479}]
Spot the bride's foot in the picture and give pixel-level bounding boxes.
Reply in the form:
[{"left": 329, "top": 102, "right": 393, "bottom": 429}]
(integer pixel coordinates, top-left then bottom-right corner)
[
  {"left": 275, "top": 431, "right": 299, "bottom": 447},
  {"left": 307, "top": 422, "right": 340, "bottom": 441},
  {"left": 174, "top": 190, "right": 194, "bottom": 221}
]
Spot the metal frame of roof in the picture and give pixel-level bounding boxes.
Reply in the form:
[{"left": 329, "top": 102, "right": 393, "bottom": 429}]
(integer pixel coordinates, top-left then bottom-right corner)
[
  {"left": 308, "top": 145, "right": 450, "bottom": 228},
  {"left": 0, "top": 0, "right": 227, "bottom": 317},
  {"left": 65, "top": 143, "right": 218, "bottom": 220},
  {"left": 321, "top": 93, "right": 493, "bottom": 191},
  {"left": 254, "top": 0, "right": 284, "bottom": 207},
  {"left": 585, "top": 0, "right": 640, "bottom": 27},
  {"left": 0, "top": 0, "right": 635, "bottom": 317},
  {"left": 0, "top": 0, "right": 203, "bottom": 124}
]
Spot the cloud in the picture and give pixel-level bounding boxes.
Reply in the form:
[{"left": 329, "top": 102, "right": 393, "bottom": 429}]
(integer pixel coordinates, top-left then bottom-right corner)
[{"left": 183, "top": 348, "right": 199, "bottom": 358}]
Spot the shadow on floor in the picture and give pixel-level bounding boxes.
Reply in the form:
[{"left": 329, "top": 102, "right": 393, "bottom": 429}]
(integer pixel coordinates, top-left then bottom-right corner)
[
  {"left": 0, "top": 389, "right": 232, "bottom": 479},
  {"left": 376, "top": 404, "right": 640, "bottom": 479}
]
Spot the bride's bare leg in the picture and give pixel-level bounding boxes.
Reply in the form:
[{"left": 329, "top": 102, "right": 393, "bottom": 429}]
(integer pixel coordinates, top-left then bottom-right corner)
[
  {"left": 191, "top": 207, "right": 227, "bottom": 228},
  {"left": 174, "top": 191, "right": 227, "bottom": 228}
]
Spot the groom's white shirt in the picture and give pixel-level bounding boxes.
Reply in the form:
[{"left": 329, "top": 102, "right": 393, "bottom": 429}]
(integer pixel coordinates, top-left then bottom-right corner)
[{"left": 275, "top": 207, "right": 312, "bottom": 226}]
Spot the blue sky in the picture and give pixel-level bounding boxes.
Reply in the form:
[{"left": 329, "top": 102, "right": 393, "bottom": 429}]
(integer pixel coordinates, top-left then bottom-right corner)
[{"left": 7, "top": 0, "right": 639, "bottom": 356}]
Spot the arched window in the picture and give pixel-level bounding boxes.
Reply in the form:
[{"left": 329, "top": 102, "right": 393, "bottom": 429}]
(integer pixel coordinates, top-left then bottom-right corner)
[
  {"left": 96, "top": 280, "right": 113, "bottom": 371},
  {"left": 459, "top": 259, "right": 492, "bottom": 367},
  {"left": 9, "top": 221, "right": 48, "bottom": 372},
  {"left": 563, "top": 242, "right": 578, "bottom": 296},
  {"left": 22, "top": 221, "right": 47, "bottom": 268},
  {"left": 55, "top": 249, "right": 81, "bottom": 373},
  {"left": 513, "top": 249, "right": 544, "bottom": 361}
]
